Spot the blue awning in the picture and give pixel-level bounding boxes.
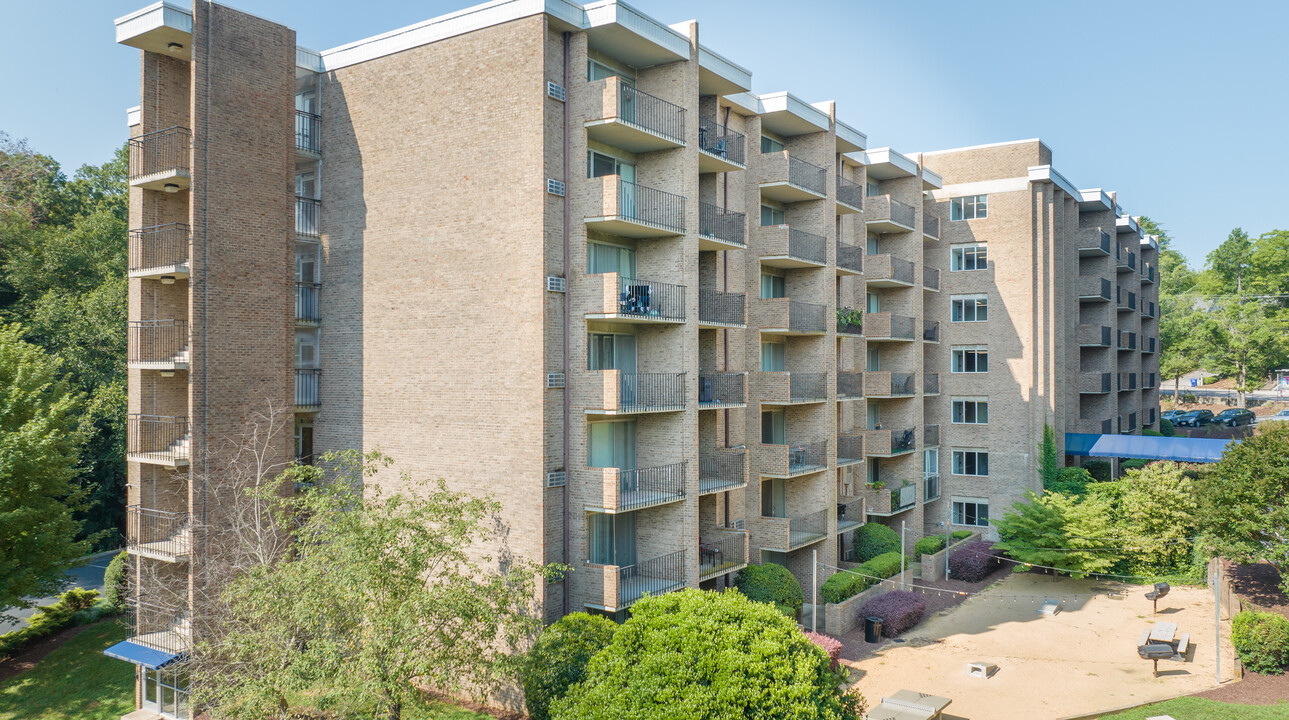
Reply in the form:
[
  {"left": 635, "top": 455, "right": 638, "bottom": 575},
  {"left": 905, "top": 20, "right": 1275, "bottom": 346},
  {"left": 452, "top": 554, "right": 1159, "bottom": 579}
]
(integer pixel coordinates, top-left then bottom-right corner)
[
  {"left": 1064, "top": 433, "right": 1235, "bottom": 463},
  {"left": 104, "top": 640, "right": 182, "bottom": 669}
]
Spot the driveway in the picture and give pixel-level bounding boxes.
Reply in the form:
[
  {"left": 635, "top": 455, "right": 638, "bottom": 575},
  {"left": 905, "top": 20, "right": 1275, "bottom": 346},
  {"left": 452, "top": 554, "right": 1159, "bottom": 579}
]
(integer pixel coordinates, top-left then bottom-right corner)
[{"left": 0, "top": 550, "right": 117, "bottom": 628}]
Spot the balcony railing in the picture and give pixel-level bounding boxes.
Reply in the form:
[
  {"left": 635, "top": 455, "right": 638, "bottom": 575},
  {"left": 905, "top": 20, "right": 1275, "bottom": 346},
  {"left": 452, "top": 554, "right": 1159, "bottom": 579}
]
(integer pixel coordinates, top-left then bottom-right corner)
[
  {"left": 615, "top": 371, "right": 686, "bottom": 412},
  {"left": 129, "top": 223, "right": 189, "bottom": 273},
  {"left": 614, "top": 276, "right": 686, "bottom": 321},
  {"left": 128, "top": 126, "right": 190, "bottom": 182},
  {"left": 837, "top": 497, "right": 865, "bottom": 532},
  {"left": 866, "top": 371, "right": 916, "bottom": 397},
  {"left": 613, "top": 179, "right": 686, "bottom": 233},
  {"left": 1142, "top": 263, "right": 1156, "bottom": 284},
  {"left": 924, "top": 423, "right": 940, "bottom": 447},
  {"left": 617, "top": 549, "right": 686, "bottom": 607},
  {"left": 1118, "top": 372, "right": 1138, "bottom": 391},
  {"left": 128, "top": 601, "right": 190, "bottom": 654},
  {"left": 864, "top": 427, "right": 916, "bottom": 456},
  {"left": 699, "top": 373, "right": 745, "bottom": 407},
  {"left": 1116, "top": 286, "right": 1138, "bottom": 311},
  {"left": 296, "top": 196, "right": 320, "bottom": 237},
  {"left": 127, "top": 415, "right": 189, "bottom": 465},
  {"left": 764, "top": 509, "right": 828, "bottom": 551},
  {"left": 1077, "top": 324, "right": 1112, "bottom": 347},
  {"left": 128, "top": 320, "right": 188, "bottom": 365},
  {"left": 777, "top": 440, "right": 828, "bottom": 475},
  {"left": 923, "top": 210, "right": 940, "bottom": 240},
  {"left": 837, "top": 317, "right": 863, "bottom": 336},
  {"left": 295, "top": 110, "right": 320, "bottom": 153},
  {"left": 1142, "top": 301, "right": 1157, "bottom": 319},
  {"left": 866, "top": 195, "right": 916, "bottom": 231},
  {"left": 787, "top": 155, "right": 827, "bottom": 196},
  {"left": 924, "top": 373, "right": 939, "bottom": 395},
  {"left": 698, "top": 116, "right": 745, "bottom": 166},
  {"left": 126, "top": 506, "right": 192, "bottom": 562},
  {"left": 296, "top": 282, "right": 321, "bottom": 323},
  {"left": 296, "top": 368, "right": 321, "bottom": 408},
  {"left": 758, "top": 226, "right": 826, "bottom": 265},
  {"left": 1078, "top": 276, "right": 1111, "bottom": 301},
  {"left": 1080, "top": 229, "right": 1112, "bottom": 255},
  {"left": 790, "top": 372, "right": 828, "bottom": 403},
  {"left": 698, "top": 201, "right": 746, "bottom": 247},
  {"left": 606, "top": 79, "right": 685, "bottom": 144},
  {"left": 699, "top": 532, "right": 748, "bottom": 579},
  {"left": 699, "top": 288, "right": 745, "bottom": 326},
  {"left": 615, "top": 462, "right": 686, "bottom": 511},
  {"left": 1144, "top": 372, "right": 1157, "bottom": 389},
  {"left": 837, "top": 371, "right": 863, "bottom": 399},
  {"left": 1143, "top": 337, "right": 1157, "bottom": 354},
  {"left": 755, "top": 298, "right": 827, "bottom": 334},
  {"left": 923, "top": 265, "right": 940, "bottom": 291},
  {"left": 864, "top": 313, "right": 916, "bottom": 341},
  {"left": 865, "top": 253, "right": 916, "bottom": 286},
  {"left": 837, "top": 434, "right": 864, "bottom": 465},
  {"left": 837, "top": 241, "right": 863, "bottom": 273},
  {"left": 1118, "top": 331, "right": 1137, "bottom": 351},
  {"left": 1079, "top": 372, "right": 1112, "bottom": 394},
  {"left": 836, "top": 174, "right": 864, "bottom": 211},
  {"left": 699, "top": 450, "right": 746, "bottom": 494},
  {"left": 923, "top": 320, "right": 940, "bottom": 343}
]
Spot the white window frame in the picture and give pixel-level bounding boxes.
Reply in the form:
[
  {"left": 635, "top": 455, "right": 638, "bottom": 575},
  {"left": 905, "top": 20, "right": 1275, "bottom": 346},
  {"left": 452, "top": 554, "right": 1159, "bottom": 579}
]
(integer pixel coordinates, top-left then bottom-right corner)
[
  {"left": 760, "top": 203, "right": 785, "bottom": 226},
  {"left": 951, "top": 449, "right": 989, "bottom": 477},
  {"left": 950, "top": 194, "right": 988, "bottom": 221},
  {"left": 951, "top": 396, "right": 989, "bottom": 425},
  {"left": 951, "top": 497, "right": 990, "bottom": 527},
  {"left": 951, "top": 345, "right": 988, "bottom": 374},
  {"left": 760, "top": 135, "right": 785, "bottom": 155},
  {"left": 951, "top": 243, "right": 988, "bottom": 271},
  {"left": 950, "top": 294, "right": 989, "bottom": 322}
]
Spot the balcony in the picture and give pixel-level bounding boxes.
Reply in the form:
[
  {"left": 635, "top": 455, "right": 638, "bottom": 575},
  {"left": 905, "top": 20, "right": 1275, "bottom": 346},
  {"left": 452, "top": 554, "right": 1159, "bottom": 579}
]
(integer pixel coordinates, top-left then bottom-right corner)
[
  {"left": 698, "top": 288, "right": 746, "bottom": 328},
  {"left": 296, "top": 196, "right": 320, "bottom": 238},
  {"left": 755, "top": 225, "right": 826, "bottom": 268},
  {"left": 295, "top": 110, "right": 320, "bottom": 156},
  {"left": 1079, "top": 372, "right": 1112, "bottom": 394},
  {"left": 865, "top": 253, "right": 916, "bottom": 288},
  {"left": 1118, "top": 331, "right": 1138, "bottom": 351},
  {"left": 584, "top": 78, "right": 685, "bottom": 153},
  {"left": 1078, "top": 276, "right": 1112, "bottom": 302},
  {"left": 588, "top": 371, "right": 686, "bottom": 414},
  {"left": 751, "top": 372, "right": 828, "bottom": 405},
  {"left": 587, "top": 273, "right": 686, "bottom": 325},
  {"left": 699, "top": 450, "right": 747, "bottom": 495},
  {"left": 128, "top": 320, "right": 189, "bottom": 371},
  {"left": 1077, "top": 324, "right": 1112, "bottom": 347},
  {"left": 296, "top": 368, "right": 321, "bottom": 410},
  {"left": 924, "top": 424, "right": 940, "bottom": 448},
  {"left": 1116, "top": 286, "right": 1138, "bottom": 312},
  {"left": 296, "top": 282, "right": 321, "bottom": 324},
  {"left": 1142, "top": 263, "right": 1156, "bottom": 284},
  {"left": 1144, "top": 372, "right": 1157, "bottom": 389},
  {"left": 837, "top": 372, "right": 863, "bottom": 400},
  {"left": 753, "top": 298, "right": 827, "bottom": 336},
  {"left": 923, "top": 265, "right": 941, "bottom": 292},
  {"left": 837, "top": 241, "right": 863, "bottom": 276},
  {"left": 126, "top": 506, "right": 192, "bottom": 563},
  {"left": 699, "top": 373, "right": 746, "bottom": 409},
  {"left": 924, "top": 373, "right": 940, "bottom": 396},
  {"left": 1076, "top": 417, "right": 1115, "bottom": 435},
  {"left": 836, "top": 175, "right": 864, "bottom": 214},
  {"left": 864, "top": 427, "right": 916, "bottom": 457},
  {"left": 699, "top": 531, "right": 749, "bottom": 581},
  {"left": 866, "top": 482, "right": 917, "bottom": 517},
  {"left": 865, "top": 372, "right": 917, "bottom": 398},
  {"left": 698, "top": 116, "right": 745, "bottom": 173},
  {"left": 923, "top": 204, "right": 940, "bottom": 241},
  {"left": 759, "top": 151, "right": 827, "bottom": 203},
  {"left": 866, "top": 195, "right": 916, "bottom": 234},
  {"left": 592, "top": 549, "right": 687, "bottom": 611},
  {"left": 757, "top": 440, "right": 828, "bottom": 478},
  {"left": 863, "top": 313, "right": 916, "bottom": 342},
  {"left": 923, "top": 320, "right": 941, "bottom": 344},
  {"left": 123, "top": 602, "right": 191, "bottom": 658},
  {"left": 1143, "top": 336, "right": 1157, "bottom": 354},
  {"left": 1079, "top": 229, "right": 1112, "bottom": 256},
  {"left": 1117, "top": 249, "right": 1138, "bottom": 273},
  {"left": 590, "top": 462, "right": 687, "bottom": 512},
  {"left": 836, "top": 497, "right": 865, "bottom": 533},
  {"left": 837, "top": 312, "right": 864, "bottom": 337},
  {"left": 1118, "top": 372, "right": 1138, "bottom": 392},
  {"left": 128, "top": 127, "right": 190, "bottom": 191},
  {"left": 698, "top": 202, "right": 746, "bottom": 250},
  {"left": 837, "top": 434, "right": 864, "bottom": 467},
  {"left": 127, "top": 414, "right": 190, "bottom": 468},
  {"left": 1142, "top": 300, "right": 1157, "bottom": 319},
  {"left": 759, "top": 509, "right": 828, "bottom": 552},
  {"left": 586, "top": 176, "right": 686, "bottom": 237},
  {"left": 128, "top": 223, "right": 190, "bottom": 280}
]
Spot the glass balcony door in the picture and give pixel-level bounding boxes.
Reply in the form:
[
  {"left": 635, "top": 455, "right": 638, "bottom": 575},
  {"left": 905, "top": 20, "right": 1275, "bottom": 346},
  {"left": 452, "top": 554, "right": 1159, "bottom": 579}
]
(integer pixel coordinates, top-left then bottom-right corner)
[
  {"left": 761, "top": 478, "right": 786, "bottom": 518},
  {"left": 761, "top": 341, "right": 785, "bottom": 372},
  {"left": 589, "top": 151, "right": 636, "bottom": 218},
  {"left": 589, "top": 333, "right": 637, "bottom": 405},
  {"left": 588, "top": 512, "right": 636, "bottom": 567},
  {"left": 589, "top": 420, "right": 637, "bottom": 474}
]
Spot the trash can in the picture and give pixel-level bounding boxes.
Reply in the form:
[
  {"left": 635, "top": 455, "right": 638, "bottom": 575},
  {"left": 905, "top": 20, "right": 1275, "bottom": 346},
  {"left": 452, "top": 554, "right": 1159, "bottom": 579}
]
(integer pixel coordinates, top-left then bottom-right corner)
[{"left": 864, "top": 616, "right": 883, "bottom": 643}]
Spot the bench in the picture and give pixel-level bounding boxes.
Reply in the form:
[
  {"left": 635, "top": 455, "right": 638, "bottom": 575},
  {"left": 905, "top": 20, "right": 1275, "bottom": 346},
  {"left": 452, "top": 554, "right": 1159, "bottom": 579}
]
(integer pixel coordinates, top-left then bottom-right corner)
[
  {"left": 1138, "top": 628, "right": 1151, "bottom": 646},
  {"left": 1173, "top": 633, "right": 1190, "bottom": 660}
]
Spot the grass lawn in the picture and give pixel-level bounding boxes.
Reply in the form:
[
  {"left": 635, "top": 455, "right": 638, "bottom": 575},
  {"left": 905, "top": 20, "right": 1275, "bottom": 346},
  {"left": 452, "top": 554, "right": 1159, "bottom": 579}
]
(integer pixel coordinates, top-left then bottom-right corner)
[
  {"left": 1099, "top": 696, "right": 1289, "bottom": 719},
  {"left": 0, "top": 620, "right": 135, "bottom": 720}
]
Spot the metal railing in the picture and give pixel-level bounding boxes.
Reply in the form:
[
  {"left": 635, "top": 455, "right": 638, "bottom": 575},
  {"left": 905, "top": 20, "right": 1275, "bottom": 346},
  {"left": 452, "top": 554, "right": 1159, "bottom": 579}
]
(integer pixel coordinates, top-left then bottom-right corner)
[
  {"left": 1145, "top": 373, "right": 1157, "bottom": 389},
  {"left": 837, "top": 434, "right": 864, "bottom": 463},
  {"left": 1143, "top": 301, "right": 1157, "bottom": 318},
  {"left": 787, "top": 440, "right": 827, "bottom": 473},
  {"left": 867, "top": 254, "right": 916, "bottom": 285},
  {"left": 698, "top": 116, "right": 745, "bottom": 166},
  {"left": 617, "top": 462, "right": 686, "bottom": 511},
  {"left": 128, "top": 320, "right": 187, "bottom": 364},
  {"left": 1080, "top": 372, "right": 1112, "bottom": 394},
  {"left": 616, "top": 179, "right": 685, "bottom": 233},
  {"left": 1142, "top": 264, "right": 1156, "bottom": 283},
  {"left": 892, "top": 427, "right": 916, "bottom": 453},
  {"left": 1077, "top": 324, "right": 1112, "bottom": 346},
  {"left": 698, "top": 201, "right": 746, "bottom": 247},
  {"left": 864, "top": 313, "right": 916, "bottom": 340},
  {"left": 1081, "top": 229, "right": 1112, "bottom": 255},
  {"left": 1118, "top": 331, "right": 1137, "bottom": 350},
  {"left": 790, "top": 372, "right": 827, "bottom": 402},
  {"left": 837, "top": 372, "right": 863, "bottom": 398},
  {"left": 924, "top": 424, "right": 940, "bottom": 447},
  {"left": 296, "top": 282, "right": 320, "bottom": 322},
  {"left": 867, "top": 195, "right": 916, "bottom": 229},
  {"left": 788, "top": 509, "right": 828, "bottom": 547},
  {"left": 890, "top": 482, "right": 917, "bottom": 512},
  {"left": 618, "top": 372, "right": 686, "bottom": 411},
  {"left": 923, "top": 265, "right": 940, "bottom": 291},
  {"left": 296, "top": 368, "right": 321, "bottom": 407},
  {"left": 784, "top": 227, "right": 827, "bottom": 264},
  {"left": 295, "top": 110, "right": 320, "bottom": 153},
  {"left": 699, "top": 373, "right": 744, "bottom": 406},
  {"left": 699, "top": 451, "right": 745, "bottom": 494},
  {"left": 296, "top": 196, "right": 320, "bottom": 237},
  {"left": 788, "top": 155, "right": 827, "bottom": 196},
  {"left": 127, "top": 415, "right": 188, "bottom": 460},
  {"left": 1144, "top": 336, "right": 1157, "bottom": 353},
  {"left": 1119, "top": 372, "right": 1138, "bottom": 391},
  {"left": 883, "top": 372, "right": 916, "bottom": 395},
  {"left": 837, "top": 241, "right": 863, "bottom": 273},
  {"left": 129, "top": 223, "right": 189, "bottom": 272},
  {"left": 606, "top": 78, "right": 685, "bottom": 144},
  {"left": 699, "top": 288, "right": 744, "bottom": 326},
  {"left": 126, "top": 506, "right": 191, "bottom": 560},
  {"left": 1079, "top": 276, "right": 1112, "bottom": 300},
  {"left": 924, "top": 373, "right": 939, "bottom": 395},
  {"left": 128, "top": 126, "right": 190, "bottom": 180},
  {"left": 616, "top": 276, "right": 686, "bottom": 321},
  {"left": 618, "top": 549, "right": 686, "bottom": 606},
  {"left": 836, "top": 174, "right": 864, "bottom": 209},
  {"left": 129, "top": 601, "right": 189, "bottom": 653},
  {"left": 923, "top": 210, "right": 940, "bottom": 239},
  {"left": 699, "top": 534, "right": 746, "bottom": 578},
  {"left": 787, "top": 300, "right": 827, "bottom": 334},
  {"left": 923, "top": 321, "right": 940, "bottom": 343}
]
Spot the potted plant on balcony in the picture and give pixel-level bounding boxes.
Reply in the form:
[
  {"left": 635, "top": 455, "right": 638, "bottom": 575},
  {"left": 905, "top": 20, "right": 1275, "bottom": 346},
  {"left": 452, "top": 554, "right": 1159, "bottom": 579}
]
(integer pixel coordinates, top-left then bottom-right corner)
[{"left": 837, "top": 306, "right": 863, "bottom": 333}]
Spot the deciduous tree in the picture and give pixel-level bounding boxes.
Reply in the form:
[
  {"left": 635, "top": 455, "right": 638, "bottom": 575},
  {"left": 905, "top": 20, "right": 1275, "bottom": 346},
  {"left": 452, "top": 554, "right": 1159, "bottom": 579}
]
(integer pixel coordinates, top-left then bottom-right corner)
[{"left": 991, "top": 491, "right": 1120, "bottom": 578}]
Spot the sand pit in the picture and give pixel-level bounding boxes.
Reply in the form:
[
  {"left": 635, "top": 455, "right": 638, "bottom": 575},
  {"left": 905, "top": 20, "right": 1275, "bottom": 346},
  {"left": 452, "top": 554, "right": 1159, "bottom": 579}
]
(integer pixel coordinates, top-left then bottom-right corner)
[{"left": 842, "top": 573, "right": 1238, "bottom": 720}]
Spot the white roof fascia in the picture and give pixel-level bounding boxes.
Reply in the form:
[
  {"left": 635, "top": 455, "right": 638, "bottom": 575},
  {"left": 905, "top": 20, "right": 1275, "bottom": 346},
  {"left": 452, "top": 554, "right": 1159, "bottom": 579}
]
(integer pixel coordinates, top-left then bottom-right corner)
[
  {"left": 866, "top": 147, "right": 918, "bottom": 177},
  {"left": 723, "top": 92, "right": 762, "bottom": 116},
  {"left": 921, "top": 167, "right": 943, "bottom": 189},
  {"left": 760, "top": 92, "right": 830, "bottom": 132},
  {"left": 126, "top": 106, "right": 142, "bottom": 127},
  {"left": 584, "top": 0, "right": 689, "bottom": 58},
  {"left": 834, "top": 119, "right": 868, "bottom": 153},
  {"left": 114, "top": 1, "right": 192, "bottom": 41},
  {"left": 296, "top": 47, "right": 324, "bottom": 72},
  {"left": 694, "top": 43, "right": 753, "bottom": 94},
  {"left": 1078, "top": 188, "right": 1114, "bottom": 212},
  {"left": 1028, "top": 165, "right": 1080, "bottom": 199}
]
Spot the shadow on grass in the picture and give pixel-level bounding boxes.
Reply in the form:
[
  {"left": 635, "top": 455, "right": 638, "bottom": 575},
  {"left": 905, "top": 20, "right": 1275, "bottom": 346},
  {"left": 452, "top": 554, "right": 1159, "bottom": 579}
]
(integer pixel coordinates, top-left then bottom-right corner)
[{"left": 0, "top": 619, "right": 134, "bottom": 720}]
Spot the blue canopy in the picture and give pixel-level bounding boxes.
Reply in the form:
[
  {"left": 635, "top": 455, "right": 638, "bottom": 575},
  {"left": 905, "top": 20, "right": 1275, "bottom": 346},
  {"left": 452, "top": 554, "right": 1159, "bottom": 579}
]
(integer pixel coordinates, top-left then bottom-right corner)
[
  {"left": 1064, "top": 433, "right": 1235, "bottom": 463},
  {"left": 104, "top": 640, "right": 182, "bottom": 669}
]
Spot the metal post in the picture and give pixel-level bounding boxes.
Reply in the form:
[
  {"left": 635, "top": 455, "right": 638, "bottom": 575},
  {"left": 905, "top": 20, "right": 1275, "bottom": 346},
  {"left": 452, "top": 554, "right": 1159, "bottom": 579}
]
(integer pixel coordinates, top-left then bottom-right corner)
[
  {"left": 811, "top": 549, "right": 818, "bottom": 634},
  {"left": 1214, "top": 560, "right": 1221, "bottom": 683},
  {"left": 945, "top": 504, "right": 952, "bottom": 581},
  {"left": 900, "top": 521, "right": 906, "bottom": 591}
]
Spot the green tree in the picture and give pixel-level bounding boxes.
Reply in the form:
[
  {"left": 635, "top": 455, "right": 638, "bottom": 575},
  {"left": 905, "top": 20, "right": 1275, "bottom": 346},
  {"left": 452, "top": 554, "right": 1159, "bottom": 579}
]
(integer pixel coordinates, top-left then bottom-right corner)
[
  {"left": 991, "top": 491, "right": 1120, "bottom": 578},
  {"left": 523, "top": 613, "right": 618, "bottom": 720},
  {"left": 1196, "top": 424, "right": 1289, "bottom": 594},
  {"left": 1117, "top": 462, "right": 1199, "bottom": 574},
  {"left": 1204, "top": 228, "right": 1254, "bottom": 294},
  {"left": 1037, "top": 424, "right": 1059, "bottom": 489},
  {"left": 1199, "top": 297, "right": 1289, "bottom": 405},
  {"left": 551, "top": 589, "right": 864, "bottom": 720},
  {"left": 0, "top": 324, "right": 92, "bottom": 616}
]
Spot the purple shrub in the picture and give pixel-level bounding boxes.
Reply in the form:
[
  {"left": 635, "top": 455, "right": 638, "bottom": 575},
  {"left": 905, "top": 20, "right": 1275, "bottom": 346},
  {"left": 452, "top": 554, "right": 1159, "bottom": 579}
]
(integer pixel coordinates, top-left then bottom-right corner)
[
  {"left": 859, "top": 591, "right": 927, "bottom": 638},
  {"left": 804, "top": 631, "right": 842, "bottom": 669},
  {"left": 948, "top": 541, "right": 1002, "bottom": 583}
]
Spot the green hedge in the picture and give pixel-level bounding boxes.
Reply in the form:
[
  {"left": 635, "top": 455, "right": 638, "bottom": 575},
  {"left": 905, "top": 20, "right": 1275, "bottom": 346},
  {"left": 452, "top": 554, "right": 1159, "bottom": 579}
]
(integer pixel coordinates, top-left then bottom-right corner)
[
  {"left": 0, "top": 589, "right": 105, "bottom": 660},
  {"left": 852, "top": 523, "right": 901, "bottom": 563},
  {"left": 1160, "top": 418, "right": 1176, "bottom": 437},
  {"left": 951, "top": 530, "right": 973, "bottom": 541},
  {"left": 1122, "top": 459, "right": 1151, "bottom": 470},
  {"left": 735, "top": 563, "right": 804, "bottom": 616},
  {"left": 819, "top": 571, "right": 866, "bottom": 604},
  {"left": 523, "top": 612, "right": 618, "bottom": 720},
  {"left": 914, "top": 536, "right": 945, "bottom": 556},
  {"left": 861, "top": 551, "right": 907, "bottom": 580},
  {"left": 1084, "top": 460, "right": 1112, "bottom": 483},
  {"left": 1231, "top": 611, "right": 1289, "bottom": 674}
]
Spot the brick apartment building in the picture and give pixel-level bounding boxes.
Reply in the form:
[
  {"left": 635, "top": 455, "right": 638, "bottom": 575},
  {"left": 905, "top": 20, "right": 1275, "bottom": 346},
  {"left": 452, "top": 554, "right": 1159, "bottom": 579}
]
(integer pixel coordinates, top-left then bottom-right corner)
[{"left": 111, "top": 1, "right": 1158, "bottom": 715}]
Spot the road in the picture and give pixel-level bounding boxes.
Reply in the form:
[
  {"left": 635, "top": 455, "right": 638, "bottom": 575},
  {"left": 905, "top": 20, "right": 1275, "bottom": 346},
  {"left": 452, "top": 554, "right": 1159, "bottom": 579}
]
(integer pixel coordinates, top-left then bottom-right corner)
[{"left": 0, "top": 550, "right": 116, "bottom": 628}]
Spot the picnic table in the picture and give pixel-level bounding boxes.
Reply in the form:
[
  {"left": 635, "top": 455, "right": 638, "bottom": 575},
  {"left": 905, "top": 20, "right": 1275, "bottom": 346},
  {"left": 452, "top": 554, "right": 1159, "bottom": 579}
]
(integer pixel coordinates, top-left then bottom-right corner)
[
  {"left": 1149, "top": 621, "right": 1177, "bottom": 644},
  {"left": 1137, "top": 621, "right": 1190, "bottom": 662},
  {"left": 868, "top": 690, "right": 952, "bottom": 720}
]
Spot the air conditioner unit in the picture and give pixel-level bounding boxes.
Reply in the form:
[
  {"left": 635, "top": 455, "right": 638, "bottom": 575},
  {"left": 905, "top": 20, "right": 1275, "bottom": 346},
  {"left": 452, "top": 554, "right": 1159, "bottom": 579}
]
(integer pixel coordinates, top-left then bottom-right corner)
[
  {"left": 546, "top": 470, "right": 566, "bottom": 488},
  {"left": 545, "top": 372, "right": 565, "bottom": 389},
  {"left": 546, "top": 81, "right": 566, "bottom": 102},
  {"left": 731, "top": 518, "right": 745, "bottom": 530},
  {"left": 546, "top": 178, "right": 566, "bottom": 197},
  {"left": 546, "top": 276, "right": 566, "bottom": 293}
]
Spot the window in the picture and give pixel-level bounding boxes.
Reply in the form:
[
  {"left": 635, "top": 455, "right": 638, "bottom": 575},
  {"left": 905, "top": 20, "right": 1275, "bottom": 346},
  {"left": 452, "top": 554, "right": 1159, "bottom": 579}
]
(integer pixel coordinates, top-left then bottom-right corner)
[
  {"left": 587, "top": 150, "right": 634, "bottom": 180},
  {"left": 952, "top": 498, "right": 990, "bottom": 526},
  {"left": 950, "top": 194, "right": 988, "bottom": 220},
  {"left": 952, "top": 450, "right": 989, "bottom": 476},
  {"left": 951, "top": 397, "right": 989, "bottom": 424},
  {"left": 761, "top": 410, "right": 785, "bottom": 445},
  {"left": 295, "top": 330, "right": 318, "bottom": 368},
  {"left": 588, "top": 59, "right": 632, "bottom": 83},
  {"left": 951, "top": 243, "right": 988, "bottom": 271},
  {"left": 866, "top": 346, "right": 880, "bottom": 372},
  {"left": 588, "top": 333, "right": 636, "bottom": 371},
  {"left": 760, "top": 271, "right": 785, "bottom": 299},
  {"left": 866, "top": 234, "right": 880, "bottom": 256},
  {"left": 761, "top": 341, "right": 786, "bottom": 372},
  {"left": 866, "top": 180, "right": 880, "bottom": 197},
  {"left": 866, "top": 292, "right": 880, "bottom": 314},
  {"left": 589, "top": 420, "right": 636, "bottom": 470},
  {"left": 587, "top": 512, "right": 636, "bottom": 566},
  {"left": 761, "top": 136, "right": 785, "bottom": 154},
  {"left": 951, "top": 345, "right": 988, "bottom": 373},
  {"left": 950, "top": 294, "right": 988, "bottom": 322},
  {"left": 760, "top": 204, "right": 785, "bottom": 226}
]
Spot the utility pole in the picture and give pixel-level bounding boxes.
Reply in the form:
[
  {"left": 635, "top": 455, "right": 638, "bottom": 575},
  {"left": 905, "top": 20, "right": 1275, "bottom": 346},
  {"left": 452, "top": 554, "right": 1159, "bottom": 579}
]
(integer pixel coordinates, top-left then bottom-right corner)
[
  {"left": 1214, "top": 561, "right": 1221, "bottom": 684},
  {"left": 811, "top": 549, "right": 817, "bottom": 634},
  {"left": 900, "top": 521, "right": 906, "bottom": 590},
  {"left": 946, "top": 504, "right": 952, "bottom": 581}
]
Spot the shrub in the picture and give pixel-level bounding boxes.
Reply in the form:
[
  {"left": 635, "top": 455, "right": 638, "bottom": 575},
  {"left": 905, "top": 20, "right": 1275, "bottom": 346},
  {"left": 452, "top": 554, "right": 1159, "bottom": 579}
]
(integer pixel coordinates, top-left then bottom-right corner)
[
  {"left": 735, "top": 563, "right": 804, "bottom": 616},
  {"left": 859, "top": 551, "right": 906, "bottom": 581},
  {"left": 1231, "top": 611, "right": 1289, "bottom": 674},
  {"left": 852, "top": 523, "right": 901, "bottom": 563},
  {"left": 1084, "top": 460, "right": 1112, "bottom": 483},
  {"left": 804, "top": 631, "right": 843, "bottom": 669},
  {"left": 820, "top": 570, "right": 867, "bottom": 605},
  {"left": 523, "top": 612, "right": 618, "bottom": 720},
  {"left": 0, "top": 588, "right": 101, "bottom": 659},
  {"left": 914, "top": 536, "right": 945, "bottom": 556},
  {"left": 948, "top": 541, "right": 1001, "bottom": 583},
  {"left": 103, "top": 551, "right": 129, "bottom": 611},
  {"left": 1122, "top": 459, "right": 1150, "bottom": 470},
  {"left": 950, "top": 530, "right": 973, "bottom": 541},
  {"left": 1160, "top": 418, "right": 1176, "bottom": 437},
  {"left": 1142, "top": 429, "right": 1164, "bottom": 437},
  {"left": 1048, "top": 467, "right": 1093, "bottom": 496},
  {"left": 859, "top": 591, "right": 927, "bottom": 638}
]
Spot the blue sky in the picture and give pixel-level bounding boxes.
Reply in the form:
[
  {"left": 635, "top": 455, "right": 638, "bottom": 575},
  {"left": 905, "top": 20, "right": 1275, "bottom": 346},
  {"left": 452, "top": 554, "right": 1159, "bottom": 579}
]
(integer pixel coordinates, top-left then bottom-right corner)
[{"left": 3, "top": 1, "right": 1284, "bottom": 267}]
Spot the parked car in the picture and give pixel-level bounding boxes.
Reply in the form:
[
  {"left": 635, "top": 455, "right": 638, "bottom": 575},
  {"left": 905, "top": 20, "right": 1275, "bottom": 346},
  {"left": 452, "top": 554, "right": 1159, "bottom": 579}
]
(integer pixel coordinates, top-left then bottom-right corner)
[
  {"left": 1258, "top": 409, "right": 1289, "bottom": 423},
  {"left": 1174, "top": 409, "right": 1215, "bottom": 427},
  {"left": 1213, "top": 408, "right": 1256, "bottom": 427},
  {"left": 1161, "top": 409, "right": 1188, "bottom": 421}
]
